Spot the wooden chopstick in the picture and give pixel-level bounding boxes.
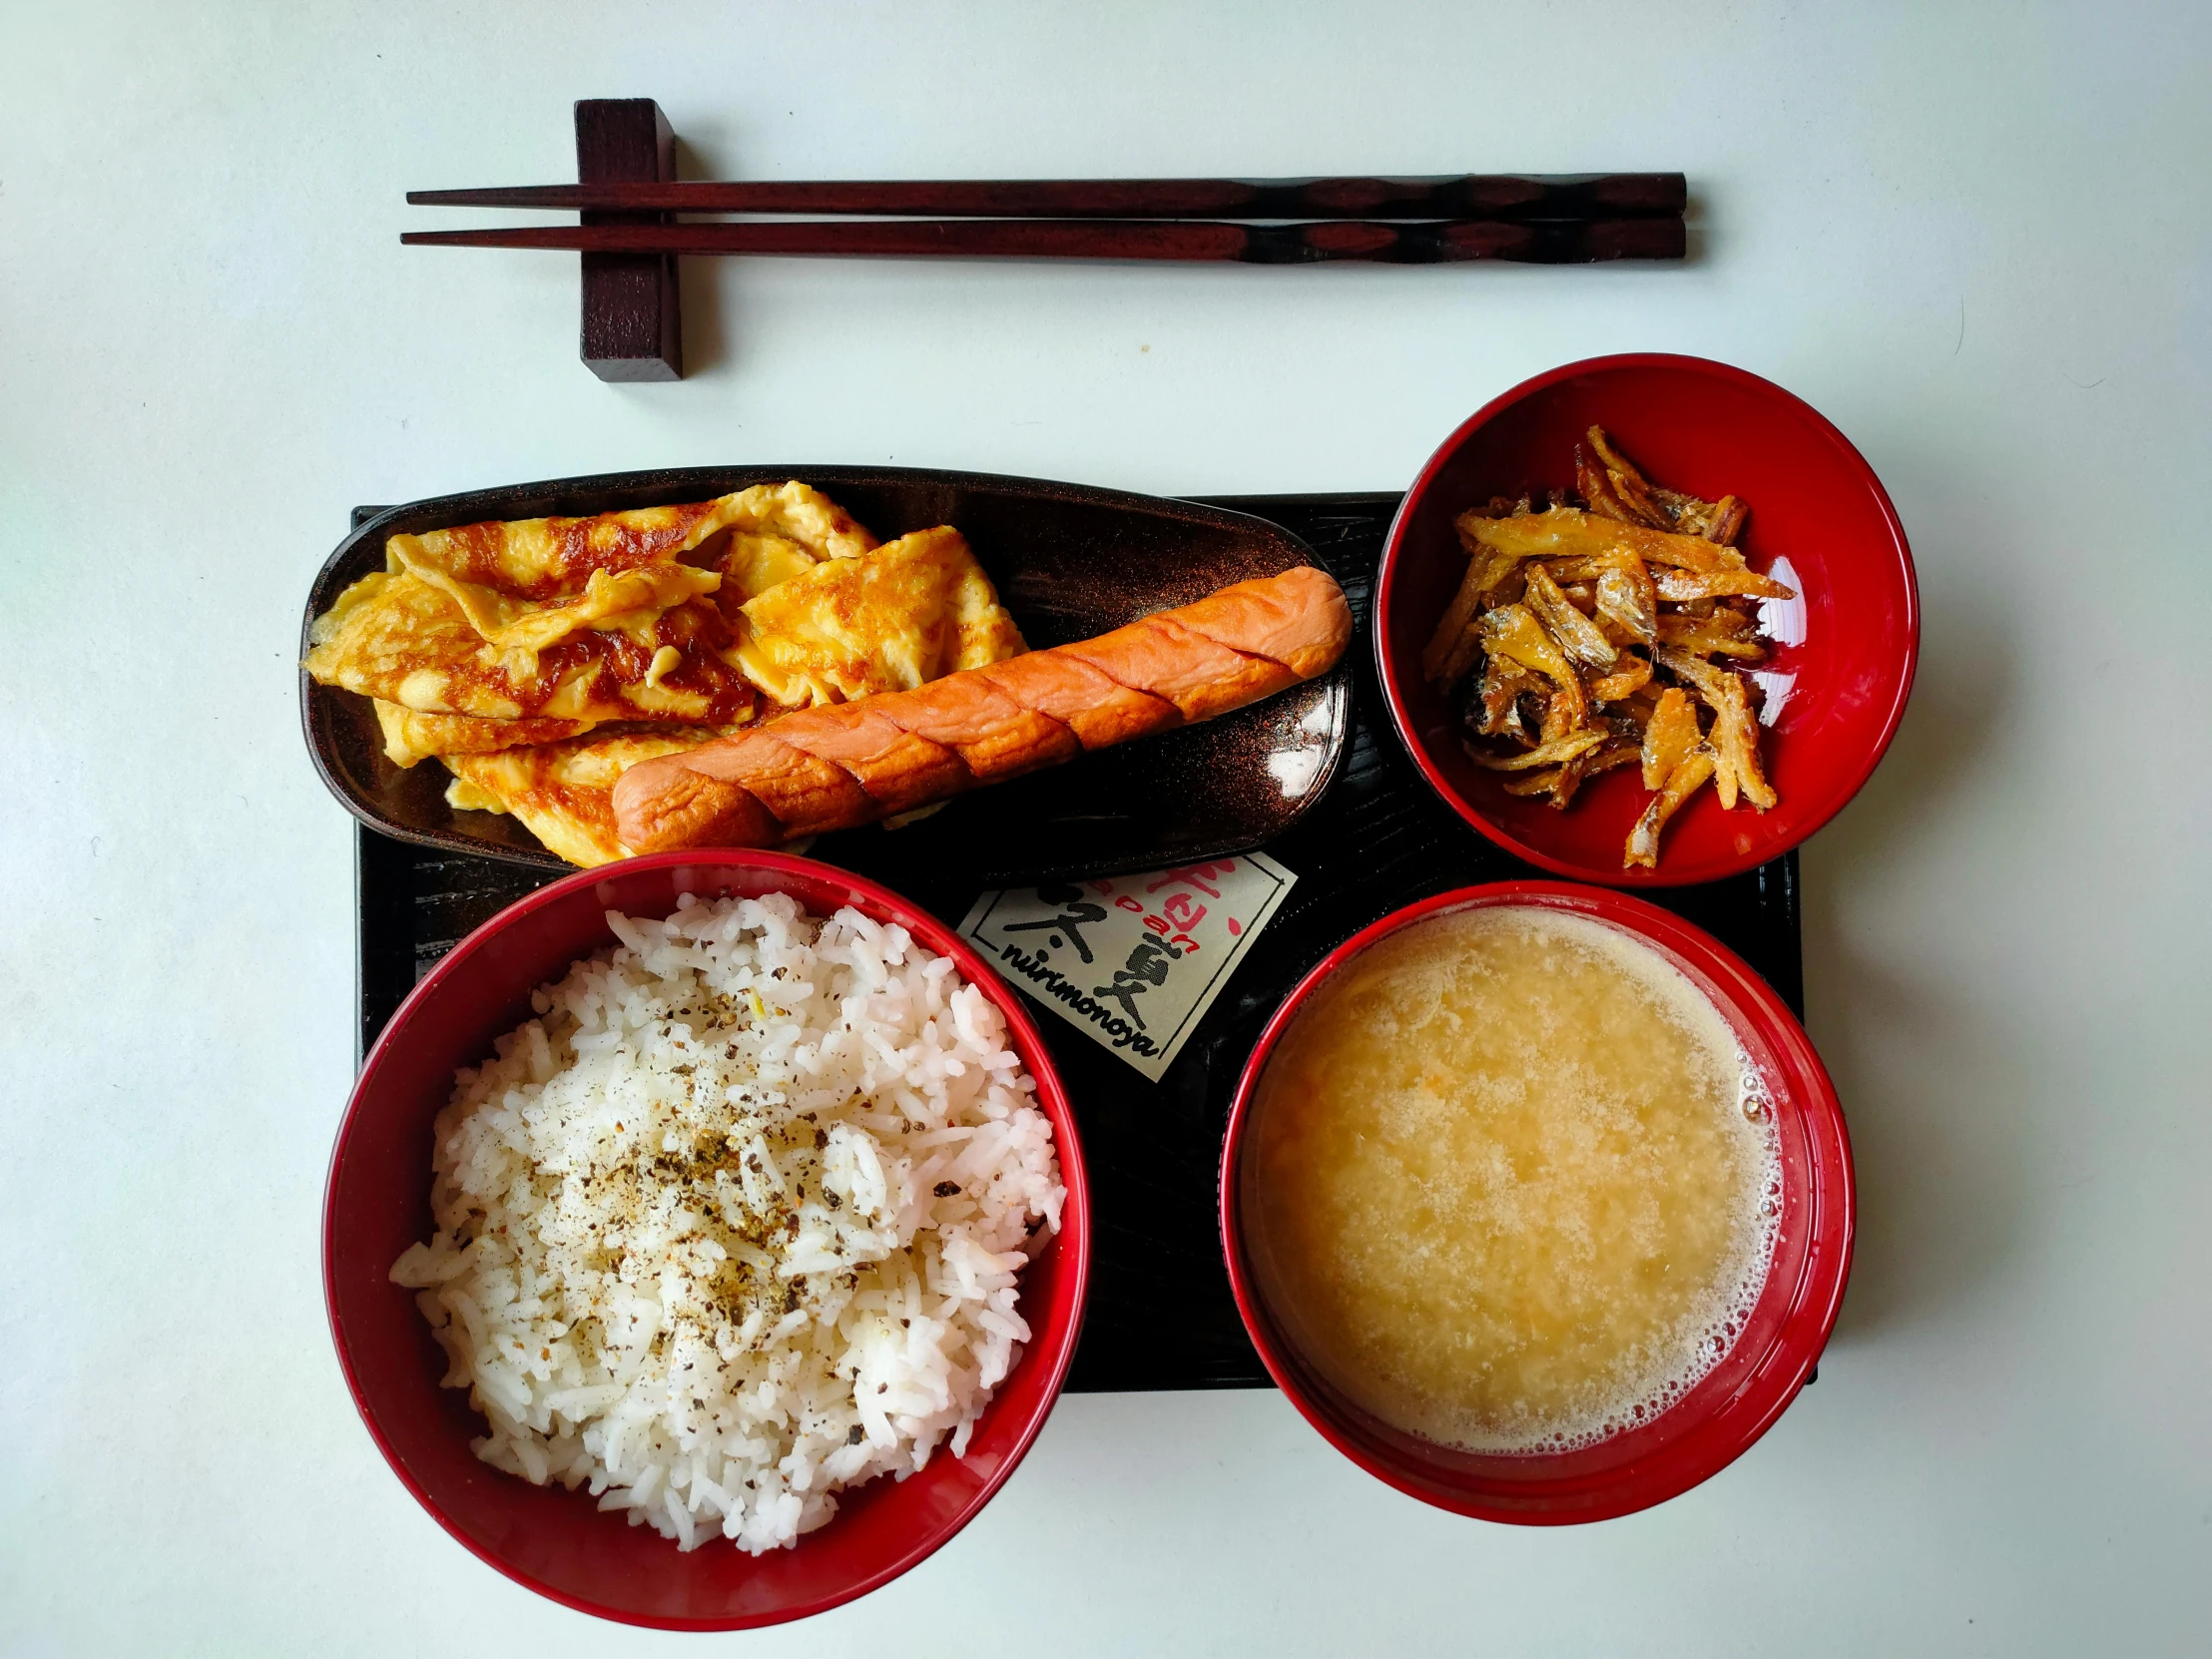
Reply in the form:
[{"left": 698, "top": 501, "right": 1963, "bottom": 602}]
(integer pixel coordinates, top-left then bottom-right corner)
[
  {"left": 400, "top": 217, "right": 1685, "bottom": 265},
  {"left": 407, "top": 173, "right": 1685, "bottom": 222}
]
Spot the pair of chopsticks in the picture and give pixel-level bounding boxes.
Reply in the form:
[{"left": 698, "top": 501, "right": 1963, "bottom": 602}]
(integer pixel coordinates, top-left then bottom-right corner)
[{"left": 402, "top": 174, "right": 1686, "bottom": 266}]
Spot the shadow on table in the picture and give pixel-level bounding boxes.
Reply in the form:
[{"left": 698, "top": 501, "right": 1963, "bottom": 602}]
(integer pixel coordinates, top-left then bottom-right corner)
[
  {"left": 1799, "top": 495, "right": 2041, "bottom": 1348},
  {"left": 675, "top": 133, "right": 733, "bottom": 377}
]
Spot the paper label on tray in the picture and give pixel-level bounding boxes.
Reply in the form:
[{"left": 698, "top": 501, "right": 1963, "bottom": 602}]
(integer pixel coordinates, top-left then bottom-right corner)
[{"left": 957, "top": 853, "right": 1299, "bottom": 1083}]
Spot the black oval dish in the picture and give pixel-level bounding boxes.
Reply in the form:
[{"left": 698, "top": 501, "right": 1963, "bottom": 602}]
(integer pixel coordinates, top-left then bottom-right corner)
[{"left": 299, "top": 466, "right": 1352, "bottom": 887}]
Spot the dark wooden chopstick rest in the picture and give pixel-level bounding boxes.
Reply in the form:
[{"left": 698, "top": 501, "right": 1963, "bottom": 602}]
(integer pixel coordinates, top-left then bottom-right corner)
[
  {"left": 573, "top": 99, "right": 680, "bottom": 382},
  {"left": 408, "top": 172, "right": 1686, "bottom": 222},
  {"left": 403, "top": 216, "right": 1685, "bottom": 265}
]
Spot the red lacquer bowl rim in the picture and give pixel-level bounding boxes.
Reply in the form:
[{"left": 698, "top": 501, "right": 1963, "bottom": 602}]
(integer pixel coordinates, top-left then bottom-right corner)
[
  {"left": 322, "top": 848, "right": 1092, "bottom": 1629},
  {"left": 1374, "top": 351, "right": 1920, "bottom": 886},
  {"left": 1218, "top": 880, "right": 1854, "bottom": 1524}
]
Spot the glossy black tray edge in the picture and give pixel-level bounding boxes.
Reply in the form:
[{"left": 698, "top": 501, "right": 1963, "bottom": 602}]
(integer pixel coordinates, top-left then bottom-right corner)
[{"left": 306, "top": 467, "right": 1355, "bottom": 882}]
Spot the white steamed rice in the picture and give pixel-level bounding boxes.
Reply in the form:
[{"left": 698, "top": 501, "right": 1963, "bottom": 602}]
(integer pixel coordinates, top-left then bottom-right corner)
[{"left": 389, "top": 891, "right": 1064, "bottom": 1554}]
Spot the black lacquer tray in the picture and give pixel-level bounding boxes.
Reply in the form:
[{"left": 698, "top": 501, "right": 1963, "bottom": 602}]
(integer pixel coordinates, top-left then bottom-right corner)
[{"left": 351, "top": 491, "right": 1803, "bottom": 1393}]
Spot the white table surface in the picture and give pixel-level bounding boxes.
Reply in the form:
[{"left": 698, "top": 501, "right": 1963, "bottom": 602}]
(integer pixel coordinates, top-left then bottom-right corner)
[{"left": 4, "top": 2, "right": 2208, "bottom": 1652}]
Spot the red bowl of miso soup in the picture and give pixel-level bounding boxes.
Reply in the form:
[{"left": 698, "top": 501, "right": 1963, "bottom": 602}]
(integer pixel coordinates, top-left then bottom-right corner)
[{"left": 1219, "top": 880, "right": 1852, "bottom": 1522}]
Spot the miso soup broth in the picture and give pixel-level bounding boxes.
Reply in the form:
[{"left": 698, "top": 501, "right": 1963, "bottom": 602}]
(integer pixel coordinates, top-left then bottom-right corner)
[{"left": 1244, "top": 905, "right": 1778, "bottom": 1452}]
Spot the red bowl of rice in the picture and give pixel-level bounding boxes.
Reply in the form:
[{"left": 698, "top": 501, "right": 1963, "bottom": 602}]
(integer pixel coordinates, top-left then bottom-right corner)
[
  {"left": 323, "top": 850, "right": 1090, "bottom": 1629},
  {"left": 1219, "top": 880, "right": 1852, "bottom": 1523}
]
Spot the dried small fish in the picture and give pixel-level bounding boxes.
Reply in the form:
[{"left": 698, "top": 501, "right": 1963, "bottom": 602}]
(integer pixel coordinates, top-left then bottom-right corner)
[
  {"left": 1588, "top": 649, "right": 1653, "bottom": 705},
  {"left": 1426, "top": 430, "right": 1786, "bottom": 869},
  {"left": 1579, "top": 444, "right": 1668, "bottom": 530},
  {"left": 1500, "top": 766, "right": 1566, "bottom": 798},
  {"left": 1655, "top": 648, "right": 1776, "bottom": 810},
  {"left": 1472, "top": 656, "right": 1541, "bottom": 738},
  {"left": 1590, "top": 427, "right": 1748, "bottom": 548},
  {"left": 1656, "top": 608, "right": 1764, "bottom": 660},
  {"left": 1594, "top": 554, "right": 1659, "bottom": 646},
  {"left": 1654, "top": 566, "right": 1796, "bottom": 604},
  {"left": 1655, "top": 487, "right": 1748, "bottom": 545},
  {"left": 1422, "top": 552, "right": 1495, "bottom": 688},
  {"left": 1477, "top": 604, "right": 1589, "bottom": 727},
  {"left": 1464, "top": 729, "right": 1606, "bottom": 772},
  {"left": 1524, "top": 565, "right": 1618, "bottom": 670},
  {"left": 1640, "top": 687, "right": 1702, "bottom": 791},
  {"left": 1460, "top": 505, "right": 1737, "bottom": 574},
  {"left": 1625, "top": 746, "right": 1718, "bottom": 867},
  {"left": 1555, "top": 743, "right": 1640, "bottom": 809},
  {"left": 1497, "top": 743, "right": 1638, "bottom": 809}
]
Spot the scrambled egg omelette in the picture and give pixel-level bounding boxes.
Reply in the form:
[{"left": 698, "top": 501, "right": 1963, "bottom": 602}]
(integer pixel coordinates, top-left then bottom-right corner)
[{"left": 305, "top": 481, "right": 1027, "bottom": 865}]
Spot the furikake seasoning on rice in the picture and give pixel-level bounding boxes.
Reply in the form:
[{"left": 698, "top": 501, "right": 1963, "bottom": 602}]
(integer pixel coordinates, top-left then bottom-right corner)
[{"left": 390, "top": 891, "right": 1064, "bottom": 1553}]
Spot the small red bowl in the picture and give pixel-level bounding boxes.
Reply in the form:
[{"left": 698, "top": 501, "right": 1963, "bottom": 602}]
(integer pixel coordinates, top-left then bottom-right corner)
[
  {"left": 323, "top": 850, "right": 1090, "bottom": 1628},
  {"left": 1220, "top": 881, "right": 1852, "bottom": 1523},
  {"left": 1376, "top": 354, "right": 1918, "bottom": 885}
]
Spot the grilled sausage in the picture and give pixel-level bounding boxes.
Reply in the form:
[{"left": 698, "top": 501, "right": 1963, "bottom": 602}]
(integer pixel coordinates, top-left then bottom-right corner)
[{"left": 610, "top": 565, "right": 1351, "bottom": 853}]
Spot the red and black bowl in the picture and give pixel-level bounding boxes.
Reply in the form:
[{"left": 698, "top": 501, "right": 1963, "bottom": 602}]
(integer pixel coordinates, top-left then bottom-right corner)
[
  {"left": 1375, "top": 353, "right": 1918, "bottom": 886},
  {"left": 1220, "top": 880, "right": 1852, "bottom": 1523},
  {"left": 323, "top": 849, "right": 1090, "bottom": 1628}
]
